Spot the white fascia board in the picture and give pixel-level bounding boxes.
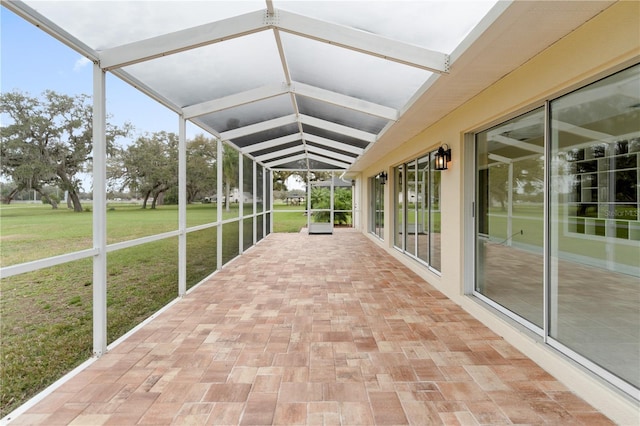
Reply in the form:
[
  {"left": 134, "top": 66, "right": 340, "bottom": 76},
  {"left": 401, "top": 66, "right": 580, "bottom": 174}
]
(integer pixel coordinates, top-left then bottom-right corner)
[
  {"left": 264, "top": 153, "right": 307, "bottom": 167},
  {"left": 304, "top": 134, "right": 365, "bottom": 155},
  {"left": 220, "top": 114, "right": 298, "bottom": 139},
  {"left": 255, "top": 145, "right": 305, "bottom": 162},
  {"left": 276, "top": 10, "right": 449, "bottom": 73},
  {"left": 305, "top": 145, "right": 356, "bottom": 164},
  {"left": 183, "top": 83, "right": 289, "bottom": 119},
  {"left": 307, "top": 153, "right": 350, "bottom": 169},
  {"left": 241, "top": 133, "right": 300, "bottom": 154},
  {"left": 292, "top": 82, "right": 398, "bottom": 120},
  {"left": 299, "top": 115, "right": 377, "bottom": 143},
  {"left": 99, "top": 10, "right": 269, "bottom": 70}
]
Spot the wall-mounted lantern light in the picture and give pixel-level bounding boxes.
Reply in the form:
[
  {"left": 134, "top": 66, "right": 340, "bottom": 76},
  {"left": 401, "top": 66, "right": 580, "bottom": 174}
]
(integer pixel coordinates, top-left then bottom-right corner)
[
  {"left": 434, "top": 144, "right": 452, "bottom": 170},
  {"left": 377, "top": 171, "right": 388, "bottom": 185}
]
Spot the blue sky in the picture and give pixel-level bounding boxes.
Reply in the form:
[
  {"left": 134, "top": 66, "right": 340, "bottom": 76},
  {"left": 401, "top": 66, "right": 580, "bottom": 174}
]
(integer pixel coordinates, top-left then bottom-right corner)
[{"left": 0, "top": 6, "right": 201, "bottom": 141}]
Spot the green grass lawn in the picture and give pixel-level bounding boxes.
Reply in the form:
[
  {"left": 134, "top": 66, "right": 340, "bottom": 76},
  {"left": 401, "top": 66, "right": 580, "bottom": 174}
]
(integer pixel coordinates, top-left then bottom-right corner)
[
  {"left": 0, "top": 202, "right": 293, "bottom": 415},
  {"left": 272, "top": 203, "right": 308, "bottom": 233}
]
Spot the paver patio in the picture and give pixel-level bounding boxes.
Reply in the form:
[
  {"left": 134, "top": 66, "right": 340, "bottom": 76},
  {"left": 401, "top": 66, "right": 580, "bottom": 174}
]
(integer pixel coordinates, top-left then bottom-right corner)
[{"left": 8, "top": 229, "right": 613, "bottom": 425}]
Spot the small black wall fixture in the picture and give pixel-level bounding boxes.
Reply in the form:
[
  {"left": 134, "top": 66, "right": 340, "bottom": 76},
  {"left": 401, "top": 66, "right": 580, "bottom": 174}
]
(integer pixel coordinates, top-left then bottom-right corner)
[
  {"left": 378, "top": 171, "right": 388, "bottom": 185},
  {"left": 434, "top": 144, "right": 452, "bottom": 170}
]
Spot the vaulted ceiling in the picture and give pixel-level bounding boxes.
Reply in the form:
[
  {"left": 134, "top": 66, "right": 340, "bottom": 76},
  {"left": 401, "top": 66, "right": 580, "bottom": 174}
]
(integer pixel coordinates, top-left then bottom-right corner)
[{"left": 4, "top": 0, "right": 615, "bottom": 173}]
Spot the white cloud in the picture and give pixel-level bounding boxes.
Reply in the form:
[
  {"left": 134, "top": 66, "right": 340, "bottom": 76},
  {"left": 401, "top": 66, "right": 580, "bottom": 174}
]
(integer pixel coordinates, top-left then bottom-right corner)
[{"left": 73, "top": 56, "right": 91, "bottom": 72}]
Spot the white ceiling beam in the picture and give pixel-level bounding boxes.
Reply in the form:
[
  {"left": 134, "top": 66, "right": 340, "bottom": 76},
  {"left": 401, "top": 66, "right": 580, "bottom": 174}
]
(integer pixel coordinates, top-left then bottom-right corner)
[
  {"left": 491, "top": 134, "right": 544, "bottom": 154},
  {"left": 488, "top": 153, "right": 513, "bottom": 164},
  {"left": 304, "top": 134, "right": 365, "bottom": 155},
  {"left": 276, "top": 10, "right": 449, "bottom": 73},
  {"left": 99, "top": 8, "right": 449, "bottom": 73},
  {"left": 240, "top": 133, "right": 300, "bottom": 154},
  {"left": 182, "top": 83, "right": 289, "bottom": 118},
  {"left": 299, "top": 115, "right": 377, "bottom": 143},
  {"left": 305, "top": 145, "right": 356, "bottom": 164},
  {"left": 266, "top": 0, "right": 275, "bottom": 15},
  {"left": 220, "top": 114, "right": 297, "bottom": 139},
  {"left": 307, "top": 153, "right": 351, "bottom": 169},
  {"left": 264, "top": 153, "right": 307, "bottom": 167},
  {"left": 99, "top": 10, "right": 269, "bottom": 70},
  {"left": 255, "top": 145, "right": 305, "bottom": 162},
  {"left": 292, "top": 82, "right": 398, "bottom": 120},
  {"left": 553, "top": 120, "right": 616, "bottom": 142}
]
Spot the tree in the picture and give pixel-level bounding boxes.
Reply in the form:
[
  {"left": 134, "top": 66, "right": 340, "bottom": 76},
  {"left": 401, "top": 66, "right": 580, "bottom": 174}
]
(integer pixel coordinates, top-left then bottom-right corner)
[
  {"left": 0, "top": 90, "right": 129, "bottom": 211},
  {"left": 222, "top": 144, "right": 239, "bottom": 211},
  {"left": 272, "top": 171, "right": 293, "bottom": 191},
  {"left": 186, "top": 135, "right": 217, "bottom": 203},
  {"left": 113, "top": 132, "right": 178, "bottom": 209}
]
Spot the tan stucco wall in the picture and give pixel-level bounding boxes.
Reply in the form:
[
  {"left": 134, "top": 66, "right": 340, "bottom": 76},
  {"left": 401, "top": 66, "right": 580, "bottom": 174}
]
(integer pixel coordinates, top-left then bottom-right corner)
[{"left": 359, "top": 1, "right": 640, "bottom": 423}]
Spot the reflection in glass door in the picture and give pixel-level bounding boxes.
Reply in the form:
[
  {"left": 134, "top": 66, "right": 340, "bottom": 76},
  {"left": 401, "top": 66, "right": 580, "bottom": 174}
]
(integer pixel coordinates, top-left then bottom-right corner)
[
  {"left": 549, "top": 64, "right": 640, "bottom": 391},
  {"left": 370, "top": 175, "right": 385, "bottom": 239},
  {"left": 475, "top": 107, "right": 545, "bottom": 328},
  {"left": 394, "top": 165, "right": 404, "bottom": 249},
  {"left": 416, "top": 155, "right": 430, "bottom": 264},
  {"left": 406, "top": 160, "right": 417, "bottom": 256},
  {"left": 429, "top": 151, "right": 442, "bottom": 270}
]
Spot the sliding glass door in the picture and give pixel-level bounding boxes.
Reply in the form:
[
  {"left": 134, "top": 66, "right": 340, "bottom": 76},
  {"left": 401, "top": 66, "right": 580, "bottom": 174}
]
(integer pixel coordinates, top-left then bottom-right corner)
[{"left": 474, "top": 64, "right": 640, "bottom": 395}]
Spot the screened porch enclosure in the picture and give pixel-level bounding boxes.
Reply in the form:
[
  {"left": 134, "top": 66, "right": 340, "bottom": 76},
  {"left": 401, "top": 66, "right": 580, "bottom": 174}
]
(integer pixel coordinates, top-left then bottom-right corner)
[
  {"left": 0, "top": 0, "right": 499, "bottom": 415},
  {"left": 3, "top": 0, "right": 637, "bottom": 422}
]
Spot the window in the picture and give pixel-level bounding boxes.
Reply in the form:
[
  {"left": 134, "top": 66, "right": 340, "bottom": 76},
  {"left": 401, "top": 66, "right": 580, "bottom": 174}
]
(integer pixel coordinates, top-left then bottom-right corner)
[{"left": 394, "top": 151, "right": 442, "bottom": 272}]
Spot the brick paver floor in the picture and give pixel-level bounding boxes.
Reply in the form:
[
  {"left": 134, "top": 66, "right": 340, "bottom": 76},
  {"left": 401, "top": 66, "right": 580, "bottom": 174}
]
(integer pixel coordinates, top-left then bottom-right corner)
[{"left": 8, "top": 229, "right": 614, "bottom": 425}]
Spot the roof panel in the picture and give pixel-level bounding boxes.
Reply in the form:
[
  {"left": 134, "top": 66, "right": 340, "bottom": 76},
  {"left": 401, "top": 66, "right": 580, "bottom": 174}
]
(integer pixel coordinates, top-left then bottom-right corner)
[
  {"left": 198, "top": 95, "right": 294, "bottom": 133},
  {"left": 121, "top": 31, "right": 284, "bottom": 107},
  {"left": 22, "top": 1, "right": 265, "bottom": 50},
  {"left": 281, "top": 32, "right": 432, "bottom": 108},
  {"left": 296, "top": 96, "right": 389, "bottom": 134},
  {"left": 302, "top": 124, "right": 370, "bottom": 150},
  {"left": 232, "top": 123, "right": 300, "bottom": 149},
  {"left": 277, "top": 1, "right": 497, "bottom": 53}
]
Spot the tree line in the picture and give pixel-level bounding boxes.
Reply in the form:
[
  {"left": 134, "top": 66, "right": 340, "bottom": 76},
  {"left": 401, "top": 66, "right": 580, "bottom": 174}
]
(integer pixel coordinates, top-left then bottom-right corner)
[
  {"left": 0, "top": 90, "right": 226, "bottom": 210},
  {"left": 1, "top": 90, "right": 309, "bottom": 212}
]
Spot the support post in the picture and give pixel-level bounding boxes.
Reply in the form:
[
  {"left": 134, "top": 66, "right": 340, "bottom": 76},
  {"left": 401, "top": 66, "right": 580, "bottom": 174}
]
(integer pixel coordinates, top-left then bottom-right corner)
[
  {"left": 92, "top": 63, "right": 107, "bottom": 357},
  {"left": 217, "top": 140, "right": 223, "bottom": 270},
  {"left": 507, "top": 162, "right": 514, "bottom": 246},
  {"left": 239, "top": 151, "right": 244, "bottom": 254},
  {"left": 253, "top": 161, "right": 257, "bottom": 244},
  {"left": 178, "top": 116, "right": 187, "bottom": 296}
]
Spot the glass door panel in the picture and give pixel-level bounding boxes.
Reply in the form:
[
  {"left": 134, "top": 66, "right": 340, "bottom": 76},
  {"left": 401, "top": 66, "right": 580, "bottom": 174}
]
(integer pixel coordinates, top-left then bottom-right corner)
[
  {"left": 429, "top": 151, "right": 442, "bottom": 270},
  {"left": 475, "top": 107, "right": 545, "bottom": 328},
  {"left": 406, "top": 160, "right": 417, "bottom": 256},
  {"left": 550, "top": 64, "right": 640, "bottom": 389},
  {"left": 417, "top": 155, "right": 430, "bottom": 263},
  {"left": 394, "top": 165, "right": 404, "bottom": 249}
]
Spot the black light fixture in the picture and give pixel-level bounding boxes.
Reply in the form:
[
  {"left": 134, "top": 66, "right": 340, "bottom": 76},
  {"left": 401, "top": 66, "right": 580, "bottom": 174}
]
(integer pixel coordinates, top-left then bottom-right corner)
[
  {"left": 434, "top": 144, "right": 452, "bottom": 170},
  {"left": 378, "top": 171, "right": 388, "bottom": 185}
]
